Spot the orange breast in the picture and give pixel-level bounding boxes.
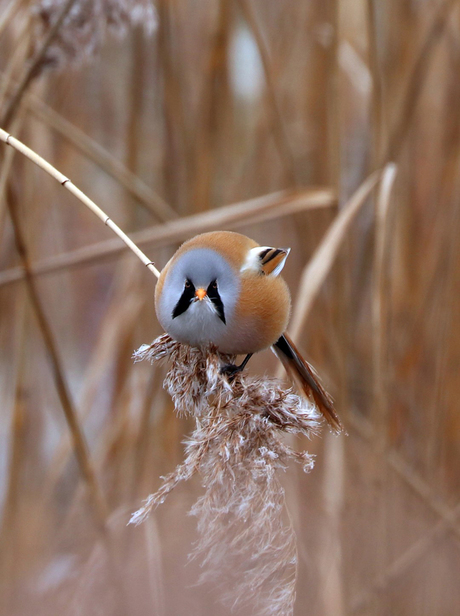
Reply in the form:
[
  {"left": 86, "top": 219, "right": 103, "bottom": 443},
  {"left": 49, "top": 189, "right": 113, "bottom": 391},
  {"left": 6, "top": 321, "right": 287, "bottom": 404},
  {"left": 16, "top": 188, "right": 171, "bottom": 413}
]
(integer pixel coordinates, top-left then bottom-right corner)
[
  {"left": 226, "top": 273, "right": 291, "bottom": 354},
  {"left": 155, "top": 231, "right": 291, "bottom": 355}
]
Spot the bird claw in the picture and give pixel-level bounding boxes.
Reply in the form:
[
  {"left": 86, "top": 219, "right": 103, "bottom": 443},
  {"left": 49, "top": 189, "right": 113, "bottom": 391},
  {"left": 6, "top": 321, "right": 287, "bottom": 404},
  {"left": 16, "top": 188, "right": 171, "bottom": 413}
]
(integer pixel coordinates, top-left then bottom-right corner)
[{"left": 220, "top": 363, "right": 243, "bottom": 381}]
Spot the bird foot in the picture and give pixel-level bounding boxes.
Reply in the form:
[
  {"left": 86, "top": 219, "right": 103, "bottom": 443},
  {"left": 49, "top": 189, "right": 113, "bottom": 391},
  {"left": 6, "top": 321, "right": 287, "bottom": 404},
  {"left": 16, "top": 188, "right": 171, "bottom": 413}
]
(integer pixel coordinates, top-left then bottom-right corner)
[
  {"left": 220, "top": 363, "right": 243, "bottom": 382},
  {"left": 220, "top": 353, "right": 253, "bottom": 381}
]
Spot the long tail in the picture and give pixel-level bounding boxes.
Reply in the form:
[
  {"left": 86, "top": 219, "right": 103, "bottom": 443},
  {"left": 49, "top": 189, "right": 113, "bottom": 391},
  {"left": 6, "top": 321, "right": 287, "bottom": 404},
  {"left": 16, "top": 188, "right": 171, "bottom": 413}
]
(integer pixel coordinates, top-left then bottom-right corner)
[{"left": 273, "top": 333, "right": 344, "bottom": 434}]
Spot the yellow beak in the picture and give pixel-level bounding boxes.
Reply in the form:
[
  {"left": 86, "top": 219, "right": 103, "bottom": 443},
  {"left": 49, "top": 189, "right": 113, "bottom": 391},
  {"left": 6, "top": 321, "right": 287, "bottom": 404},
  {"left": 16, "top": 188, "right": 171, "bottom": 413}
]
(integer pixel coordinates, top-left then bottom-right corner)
[{"left": 195, "top": 288, "right": 207, "bottom": 301}]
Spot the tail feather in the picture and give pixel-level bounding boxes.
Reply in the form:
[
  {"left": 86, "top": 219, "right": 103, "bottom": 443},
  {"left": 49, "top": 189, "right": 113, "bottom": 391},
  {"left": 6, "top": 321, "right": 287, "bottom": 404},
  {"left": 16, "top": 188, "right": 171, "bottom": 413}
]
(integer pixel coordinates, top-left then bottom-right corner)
[{"left": 273, "top": 333, "right": 344, "bottom": 434}]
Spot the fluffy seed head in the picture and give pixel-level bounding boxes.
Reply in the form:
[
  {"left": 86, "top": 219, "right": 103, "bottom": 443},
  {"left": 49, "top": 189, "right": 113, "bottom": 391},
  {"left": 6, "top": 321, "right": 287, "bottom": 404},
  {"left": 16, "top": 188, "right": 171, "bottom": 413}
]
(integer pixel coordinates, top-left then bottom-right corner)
[{"left": 131, "top": 335, "right": 321, "bottom": 616}]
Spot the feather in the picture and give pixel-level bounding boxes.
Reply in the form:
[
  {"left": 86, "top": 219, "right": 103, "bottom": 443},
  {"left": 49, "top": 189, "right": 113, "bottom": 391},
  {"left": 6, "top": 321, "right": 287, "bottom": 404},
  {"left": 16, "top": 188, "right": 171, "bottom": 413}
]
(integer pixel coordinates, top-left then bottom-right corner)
[
  {"left": 260, "top": 247, "right": 290, "bottom": 276},
  {"left": 273, "top": 333, "right": 344, "bottom": 434}
]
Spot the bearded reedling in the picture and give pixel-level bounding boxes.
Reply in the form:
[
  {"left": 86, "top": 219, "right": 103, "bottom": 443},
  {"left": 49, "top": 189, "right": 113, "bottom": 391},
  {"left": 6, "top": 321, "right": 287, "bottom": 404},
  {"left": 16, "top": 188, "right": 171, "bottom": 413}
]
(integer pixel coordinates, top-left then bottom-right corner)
[{"left": 155, "top": 231, "right": 343, "bottom": 433}]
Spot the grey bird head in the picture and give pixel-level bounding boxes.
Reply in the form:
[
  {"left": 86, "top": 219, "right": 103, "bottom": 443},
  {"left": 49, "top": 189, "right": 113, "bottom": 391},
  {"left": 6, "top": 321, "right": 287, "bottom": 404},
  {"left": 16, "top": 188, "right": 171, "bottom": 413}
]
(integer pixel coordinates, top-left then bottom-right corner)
[{"left": 156, "top": 248, "right": 240, "bottom": 349}]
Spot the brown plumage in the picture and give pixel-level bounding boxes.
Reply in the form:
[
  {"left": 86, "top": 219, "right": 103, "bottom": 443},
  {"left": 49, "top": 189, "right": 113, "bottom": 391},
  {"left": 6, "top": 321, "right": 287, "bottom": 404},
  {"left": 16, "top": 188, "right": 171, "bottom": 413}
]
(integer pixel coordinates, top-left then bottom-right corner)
[{"left": 154, "top": 231, "right": 344, "bottom": 433}]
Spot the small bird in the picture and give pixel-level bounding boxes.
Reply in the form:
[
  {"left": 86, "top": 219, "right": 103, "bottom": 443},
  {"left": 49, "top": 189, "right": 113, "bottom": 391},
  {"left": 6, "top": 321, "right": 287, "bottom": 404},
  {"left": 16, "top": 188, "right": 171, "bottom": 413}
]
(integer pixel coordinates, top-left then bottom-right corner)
[{"left": 155, "top": 231, "right": 343, "bottom": 433}]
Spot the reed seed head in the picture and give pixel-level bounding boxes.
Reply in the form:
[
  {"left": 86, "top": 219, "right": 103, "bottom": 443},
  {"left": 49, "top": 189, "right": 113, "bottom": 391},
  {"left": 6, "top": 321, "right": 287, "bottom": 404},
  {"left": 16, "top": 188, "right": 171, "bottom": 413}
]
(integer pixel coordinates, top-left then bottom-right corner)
[
  {"left": 32, "top": 0, "right": 158, "bottom": 70},
  {"left": 131, "top": 334, "right": 321, "bottom": 615}
]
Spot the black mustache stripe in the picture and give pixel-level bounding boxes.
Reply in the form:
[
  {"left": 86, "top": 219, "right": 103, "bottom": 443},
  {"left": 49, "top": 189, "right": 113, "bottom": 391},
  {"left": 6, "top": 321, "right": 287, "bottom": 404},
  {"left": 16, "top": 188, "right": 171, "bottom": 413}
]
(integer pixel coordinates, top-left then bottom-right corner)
[
  {"left": 207, "top": 280, "right": 226, "bottom": 324},
  {"left": 171, "top": 279, "right": 226, "bottom": 324},
  {"left": 172, "top": 279, "right": 195, "bottom": 319}
]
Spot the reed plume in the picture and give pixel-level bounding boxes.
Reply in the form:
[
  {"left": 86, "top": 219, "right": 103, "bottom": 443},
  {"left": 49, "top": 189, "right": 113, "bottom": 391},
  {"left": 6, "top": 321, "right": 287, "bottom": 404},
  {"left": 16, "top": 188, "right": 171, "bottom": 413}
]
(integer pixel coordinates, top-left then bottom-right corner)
[
  {"left": 32, "top": 0, "right": 157, "bottom": 70},
  {"left": 130, "top": 334, "right": 321, "bottom": 616}
]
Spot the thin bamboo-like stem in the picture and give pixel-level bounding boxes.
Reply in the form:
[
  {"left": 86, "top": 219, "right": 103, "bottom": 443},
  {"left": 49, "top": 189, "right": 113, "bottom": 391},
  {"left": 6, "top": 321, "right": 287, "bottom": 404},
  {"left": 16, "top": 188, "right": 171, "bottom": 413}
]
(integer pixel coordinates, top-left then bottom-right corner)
[
  {"left": 319, "top": 433, "right": 345, "bottom": 615},
  {"left": 0, "top": 127, "right": 161, "bottom": 278},
  {"left": 0, "top": 182, "right": 335, "bottom": 286},
  {"left": 125, "top": 28, "right": 145, "bottom": 182}
]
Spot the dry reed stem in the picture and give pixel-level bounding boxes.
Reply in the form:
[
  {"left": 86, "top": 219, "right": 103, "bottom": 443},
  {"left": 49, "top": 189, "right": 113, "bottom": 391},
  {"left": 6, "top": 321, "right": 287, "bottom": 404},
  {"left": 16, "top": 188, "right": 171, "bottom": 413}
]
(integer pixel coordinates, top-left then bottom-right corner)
[
  {"left": 0, "top": 0, "right": 25, "bottom": 43},
  {"left": 288, "top": 168, "right": 388, "bottom": 344},
  {"left": 1, "top": 116, "right": 129, "bottom": 614},
  {"left": 0, "top": 17, "right": 31, "bottom": 112},
  {"left": 366, "top": 0, "right": 386, "bottom": 167},
  {"left": 383, "top": 0, "right": 458, "bottom": 164},
  {"left": 156, "top": 0, "right": 191, "bottom": 212},
  {"left": 4, "top": 179, "right": 109, "bottom": 523},
  {"left": 318, "top": 10, "right": 345, "bottom": 611},
  {"left": 35, "top": 262, "right": 145, "bottom": 517},
  {"left": 351, "top": 498, "right": 460, "bottom": 613},
  {"left": 0, "top": 117, "right": 22, "bottom": 240},
  {"left": 236, "top": 0, "right": 298, "bottom": 186},
  {"left": 130, "top": 334, "right": 322, "bottom": 616},
  {"left": 125, "top": 31, "right": 144, "bottom": 184},
  {"left": 347, "top": 412, "right": 460, "bottom": 542},
  {"left": 0, "top": 290, "right": 28, "bottom": 613},
  {"left": 426, "top": 187, "right": 460, "bottom": 475},
  {"left": 370, "top": 163, "right": 398, "bottom": 603},
  {"left": 130, "top": 367, "right": 163, "bottom": 497},
  {"left": 144, "top": 516, "right": 166, "bottom": 616},
  {"left": 345, "top": 413, "right": 460, "bottom": 611},
  {"left": 318, "top": 434, "right": 345, "bottom": 616},
  {"left": 27, "top": 95, "right": 178, "bottom": 221},
  {"left": 372, "top": 164, "right": 397, "bottom": 431},
  {"left": 0, "top": 185, "right": 335, "bottom": 286},
  {"left": 192, "top": 0, "right": 231, "bottom": 212},
  {"left": 0, "top": 0, "right": 78, "bottom": 129},
  {"left": 0, "top": 127, "right": 161, "bottom": 277},
  {"left": 2, "top": 183, "right": 130, "bottom": 612}
]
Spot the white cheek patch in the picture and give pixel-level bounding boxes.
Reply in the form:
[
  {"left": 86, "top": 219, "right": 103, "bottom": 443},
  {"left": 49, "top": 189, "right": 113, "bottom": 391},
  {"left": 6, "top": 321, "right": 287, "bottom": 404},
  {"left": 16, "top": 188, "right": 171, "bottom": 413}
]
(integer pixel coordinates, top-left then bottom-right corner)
[{"left": 240, "top": 246, "right": 264, "bottom": 274}]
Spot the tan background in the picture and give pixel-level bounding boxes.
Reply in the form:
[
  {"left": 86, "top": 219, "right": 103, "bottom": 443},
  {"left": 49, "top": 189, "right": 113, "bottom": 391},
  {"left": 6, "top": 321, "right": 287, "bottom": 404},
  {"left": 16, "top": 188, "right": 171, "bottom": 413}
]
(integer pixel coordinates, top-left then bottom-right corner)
[{"left": 0, "top": 0, "right": 459, "bottom": 614}]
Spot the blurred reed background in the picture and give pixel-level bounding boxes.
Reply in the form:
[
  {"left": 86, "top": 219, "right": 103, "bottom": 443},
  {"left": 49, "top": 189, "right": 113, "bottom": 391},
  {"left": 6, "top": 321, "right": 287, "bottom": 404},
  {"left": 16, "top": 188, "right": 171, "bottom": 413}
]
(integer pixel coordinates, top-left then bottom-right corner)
[{"left": 0, "top": 0, "right": 459, "bottom": 614}]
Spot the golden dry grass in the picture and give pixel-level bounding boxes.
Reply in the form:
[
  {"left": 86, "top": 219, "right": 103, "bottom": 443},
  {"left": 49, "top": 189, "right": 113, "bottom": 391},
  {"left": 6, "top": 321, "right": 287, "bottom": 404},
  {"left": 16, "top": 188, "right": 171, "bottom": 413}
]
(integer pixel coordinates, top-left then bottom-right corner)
[{"left": 0, "top": 1, "right": 460, "bottom": 615}]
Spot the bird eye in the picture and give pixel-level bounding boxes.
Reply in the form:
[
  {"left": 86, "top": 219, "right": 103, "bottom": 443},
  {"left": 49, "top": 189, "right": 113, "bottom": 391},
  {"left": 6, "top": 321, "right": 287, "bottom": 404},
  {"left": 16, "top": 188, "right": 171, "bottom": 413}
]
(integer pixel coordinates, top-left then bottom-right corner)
[
  {"left": 185, "top": 279, "right": 191, "bottom": 288},
  {"left": 212, "top": 281, "right": 217, "bottom": 289}
]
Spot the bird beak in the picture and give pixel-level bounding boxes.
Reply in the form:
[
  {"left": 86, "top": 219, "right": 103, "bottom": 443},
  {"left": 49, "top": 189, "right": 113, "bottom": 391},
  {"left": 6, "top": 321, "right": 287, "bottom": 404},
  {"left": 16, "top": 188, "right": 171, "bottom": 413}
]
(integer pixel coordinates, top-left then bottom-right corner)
[{"left": 195, "top": 288, "right": 207, "bottom": 301}]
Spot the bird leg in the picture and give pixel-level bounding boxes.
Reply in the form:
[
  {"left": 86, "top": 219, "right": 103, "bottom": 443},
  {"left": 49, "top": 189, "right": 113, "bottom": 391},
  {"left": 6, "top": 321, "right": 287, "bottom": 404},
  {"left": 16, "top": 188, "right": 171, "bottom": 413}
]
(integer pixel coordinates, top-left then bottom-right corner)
[{"left": 220, "top": 353, "right": 253, "bottom": 380}]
